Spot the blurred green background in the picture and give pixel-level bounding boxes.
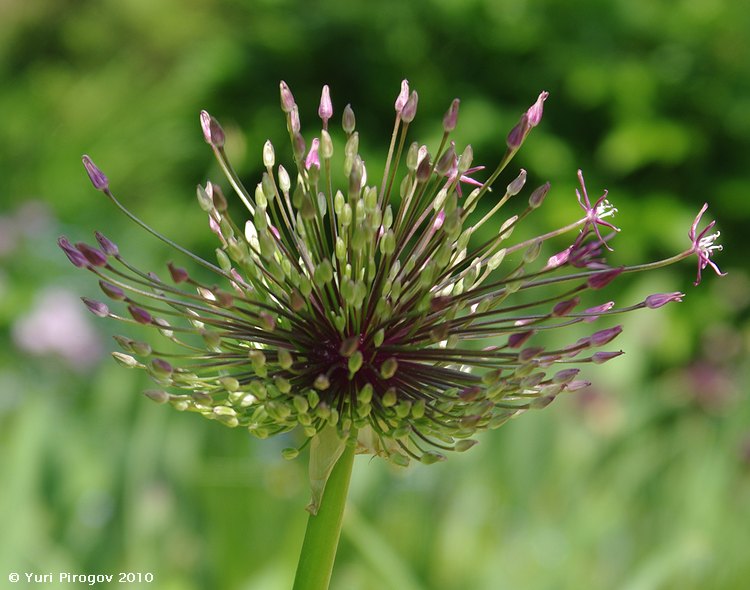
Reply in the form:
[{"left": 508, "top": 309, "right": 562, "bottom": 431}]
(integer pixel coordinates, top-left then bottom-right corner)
[{"left": 1, "top": 0, "right": 749, "bottom": 588}]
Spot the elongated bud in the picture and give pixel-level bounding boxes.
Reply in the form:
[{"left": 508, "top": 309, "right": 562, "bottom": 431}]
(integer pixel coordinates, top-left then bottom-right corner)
[
  {"left": 318, "top": 84, "right": 332, "bottom": 126},
  {"left": 279, "top": 80, "right": 295, "bottom": 112},
  {"left": 588, "top": 267, "right": 624, "bottom": 289},
  {"left": 82, "top": 297, "right": 109, "bottom": 317},
  {"left": 342, "top": 104, "right": 356, "bottom": 134},
  {"left": 200, "top": 110, "right": 225, "bottom": 147},
  {"left": 76, "top": 242, "right": 108, "bottom": 266},
  {"left": 592, "top": 351, "right": 624, "bottom": 364},
  {"left": 305, "top": 138, "right": 320, "bottom": 170},
  {"left": 526, "top": 91, "right": 549, "bottom": 127},
  {"left": 506, "top": 169, "right": 527, "bottom": 196},
  {"left": 58, "top": 236, "right": 87, "bottom": 267},
  {"left": 435, "top": 143, "right": 456, "bottom": 176},
  {"left": 95, "top": 231, "right": 119, "bottom": 256},
  {"left": 529, "top": 182, "right": 550, "bottom": 208},
  {"left": 263, "top": 140, "right": 275, "bottom": 168},
  {"left": 401, "top": 91, "right": 418, "bottom": 123},
  {"left": 506, "top": 114, "right": 529, "bottom": 149},
  {"left": 81, "top": 155, "right": 109, "bottom": 191},
  {"left": 289, "top": 105, "right": 301, "bottom": 134},
  {"left": 99, "top": 280, "right": 125, "bottom": 300},
  {"left": 590, "top": 325, "right": 622, "bottom": 346},
  {"left": 645, "top": 292, "right": 684, "bottom": 308},
  {"left": 395, "top": 79, "right": 409, "bottom": 112},
  {"left": 320, "top": 129, "right": 333, "bottom": 159},
  {"left": 443, "top": 98, "right": 460, "bottom": 132}
]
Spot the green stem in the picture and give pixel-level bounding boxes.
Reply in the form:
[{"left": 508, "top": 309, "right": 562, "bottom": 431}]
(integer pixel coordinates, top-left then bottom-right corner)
[{"left": 293, "top": 443, "right": 356, "bottom": 590}]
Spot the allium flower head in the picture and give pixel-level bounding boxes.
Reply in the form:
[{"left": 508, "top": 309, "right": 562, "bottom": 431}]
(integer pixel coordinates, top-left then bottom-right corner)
[{"left": 63, "top": 82, "right": 722, "bottom": 474}]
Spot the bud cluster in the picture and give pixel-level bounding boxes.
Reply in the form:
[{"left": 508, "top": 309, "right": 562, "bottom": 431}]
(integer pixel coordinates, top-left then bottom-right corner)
[{"left": 63, "top": 80, "right": 722, "bottom": 466}]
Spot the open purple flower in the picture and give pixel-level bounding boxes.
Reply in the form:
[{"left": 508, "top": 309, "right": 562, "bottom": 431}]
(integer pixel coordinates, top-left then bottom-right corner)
[{"left": 689, "top": 203, "right": 726, "bottom": 285}]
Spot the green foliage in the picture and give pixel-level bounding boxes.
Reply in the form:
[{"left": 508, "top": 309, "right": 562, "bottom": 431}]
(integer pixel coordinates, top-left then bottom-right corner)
[{"left": 1, "top": 0, "right": 748, "bottom": 588}]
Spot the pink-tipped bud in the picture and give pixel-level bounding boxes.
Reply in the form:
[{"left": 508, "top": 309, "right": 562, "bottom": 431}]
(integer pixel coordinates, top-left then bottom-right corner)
[
  {"left": 645, "top": 292, "right": 685, "bottom": 309},
  {"left": 318, "top": 84, "right": 333, "bottom": 126},
  {"left": 443, "top": 98, "right": 460, "bottom": 132},
  {"left": 587, "top": 267, "right": 624, "bottom": 289},
  {"left": 526, "top": 91, "right": 549, "bottom": 127},
  {"left": 552, "top": 368, "right": 580, "bottom": 384},
  {"left": 199, "top": 110, "right": 225, "bottom": 148},
  {"left": 82, "top": 297, "right": 109, "bottom": 318},
  {"left": 395, "top": 79, "right": 409, "bottom": 112},
  {"left": 279, "top": 81, "right": 295, "bottom": 112},
  {"left": 401, "top": 91, "right": 419, "bottom": 123},
  {"left": 81, "top": 155, "right": 109, "bottom": 191}
]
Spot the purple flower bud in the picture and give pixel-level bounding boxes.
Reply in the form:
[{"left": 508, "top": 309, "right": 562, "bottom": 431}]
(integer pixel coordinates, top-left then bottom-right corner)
[
  {"left": 645, "top": 292, "right": 685, "bottom": 309},
  {"left": 151, "top": 358, "right": 173, "bottom": 376},
  {"left": 76, "top": 242, "right": 108, "bottom": 267},
  {"left": 506, "top": 169, "right": 527, "bottom": 196},
  {"left": 289, "top": 105, "right": 301, "bottom": 134},
  {"left": 589, "top": 325, "right": 623, "bottom": 346},
  {"left": 279, "top": 81, "right": 295, "bottom": 112},
  {"left": 293, "top": 133, "right": 306, "bottom": 161},
  {"left": 435, "top": 143, "right": 456, "bottom": 176},
  {"left": 519, "top": 346, "right": 544, "bottom": 362},
  {"left": 81, "top": 155, "right": 109, "bottom": 191},
  {"left": 168, "top": 262, "right": 189, "bottom": 283},
  {"left": 526, "top": 91, "right": 549, "bottom": 127},
  {"left": 318, "top": 85, "right": 333, "bottom": 126},
  {"left": 587, "top": 267, "right": 624, "bottom": 289},
  {"left": 509, "top": 330, "right": 534, "bottom": 349},
  {"left": 442, "top": 98, "right": 460, "bottom": 132},
  {"left": 552, "top": 368, "right": 580, "bottom": 384},
  {"left": 565, "top": 380, "right": 591, "bottom": 392},
  {"left": 95, "top": 231, "right": 119, "bottom": 256},
  {"left": 82, "top": 297, "right": 109, "bottom": 317},
  {"left": 395, "top": 79, "right": 409, "bottom": 113},
  {"left": 401, "top": 91, "right": 419, "bottom": 123},
  {"left": 342, "top": 104, "right": 356, "bottom": 134},
  {"left": 128, "top": 305, "right": 153, "bottom": 325},
  {"left": 552, "top": 297, "right": 580, "bottom": 317},
  {"left": 210, "top": 182, "right": 228, "bottom": 212},
  {"left": 305, "top": 138, "right": 321, "bottom": 170},
  {"left": 99, "top": 280, "right": 125, "bottom": 300},
  {"left": 506, "top": 114, "right": 530, "bottom": 149},
  {"left": 583, "top": 301, "right": 614, "bottom": 322},
  {"left": 58, "top": 236, "right": 87, "bottom": 267},
  {"left": 529, "top": 182, "right": 551, "bottom": 209},
  {"left": 433, "top": 210, "right": 446, "bottom": 231},
  {"left": 199, "top": 110, "right": 225, "bottom": 148},
  {"left": 592, "top": 351, "right": 624, "bottom": 364},
  {"left": 416, "top": 154, "right": 432, "bottom": 183}
]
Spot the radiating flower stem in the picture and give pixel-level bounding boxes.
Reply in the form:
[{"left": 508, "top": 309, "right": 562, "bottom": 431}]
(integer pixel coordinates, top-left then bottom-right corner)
[{"left": 293, "top": 443, "right": 356, "bottom": 590}]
